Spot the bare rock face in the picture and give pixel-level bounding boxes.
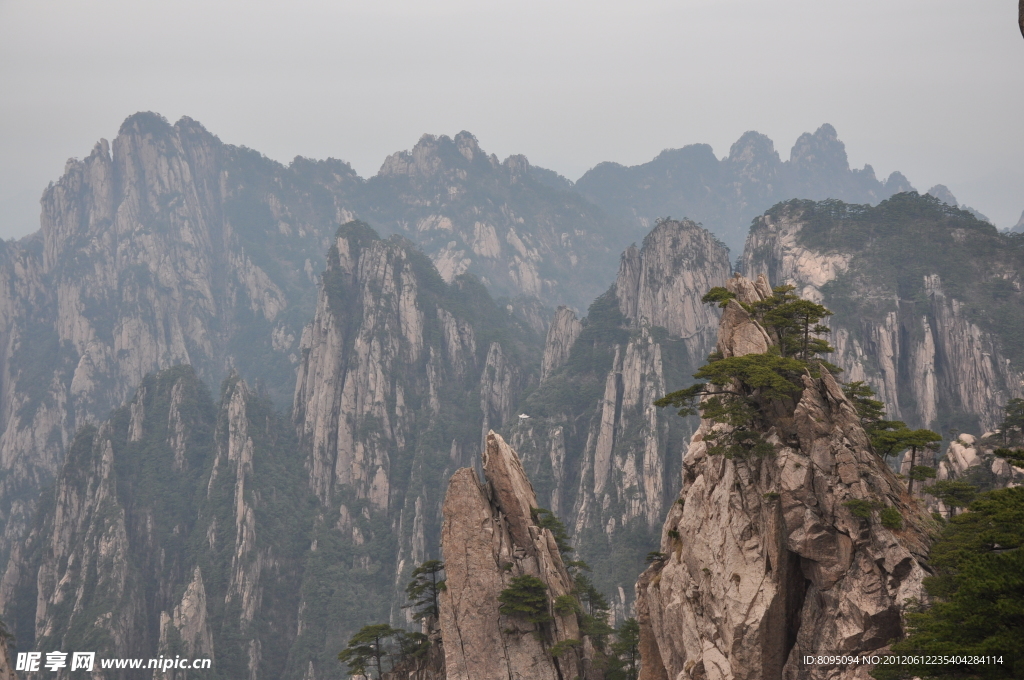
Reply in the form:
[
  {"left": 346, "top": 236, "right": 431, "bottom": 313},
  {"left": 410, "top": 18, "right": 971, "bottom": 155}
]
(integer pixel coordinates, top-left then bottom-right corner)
[
  {"left": 0, "top": 367, "right": 314, "bottom": 678},
  {"left": 636, "top": 275, "right": 933, "bottom": 680},
  {"left": 615, "top": 220, "right": 731, "bottom": 356},
  {"left": 368, "top": 131, "right": 621, "bottom": 310},
  {"left": 541, "top": 306, "right": 582, "bottom": 382},
  {"left": 741, "top": 200, "right": 1024, "bottom": 433},
  {"left": 920, "top": 433, "right": 1024, "bottom": 515},
  {"left": 0, "top": 113, "right": 358, "bottom": 580},
  {"left": 439, "top": 432, "right": 584, "bottom": 680},
  {"left": 290, "top": 223, "right": 544, "bottom": 675},
  {"left": 510, "top": 219, "right": 730, "bottom": 616}
]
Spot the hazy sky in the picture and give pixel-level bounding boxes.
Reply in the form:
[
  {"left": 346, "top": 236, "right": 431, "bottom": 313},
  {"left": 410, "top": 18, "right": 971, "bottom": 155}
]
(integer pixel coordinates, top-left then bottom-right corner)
[{"left": 2, "top": 0, "right": 1022, "bottom": 238}]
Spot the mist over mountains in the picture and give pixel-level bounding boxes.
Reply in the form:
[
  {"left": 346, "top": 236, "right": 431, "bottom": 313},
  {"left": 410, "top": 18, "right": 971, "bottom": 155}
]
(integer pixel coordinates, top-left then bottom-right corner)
[{"left": 0, "top": 111, "right": 1021, "bottom": 679}]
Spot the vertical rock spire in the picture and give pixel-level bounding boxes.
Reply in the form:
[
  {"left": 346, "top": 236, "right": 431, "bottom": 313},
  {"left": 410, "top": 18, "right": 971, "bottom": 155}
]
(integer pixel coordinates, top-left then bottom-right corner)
[{"left": 636, "top": 274, "right": 933, "bottom": 680}]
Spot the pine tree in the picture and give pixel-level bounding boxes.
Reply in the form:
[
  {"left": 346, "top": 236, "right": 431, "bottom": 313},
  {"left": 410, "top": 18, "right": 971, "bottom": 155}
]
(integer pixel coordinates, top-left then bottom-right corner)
[
  {"left": 498, "top": 575, "right": 551, "bottom": 625},
  {"left": 338, "top": 624, "right": 403, "bottom": 679},
  {"left": 657, "top": 285, "right": 840, "bottom": 459},
  {"left": 872, "top": 487, "right": 1024, "bottom": 679},
  {"left": 606, "top": 618, "right": 641, "bottom": 680},
  {"left": 404, "top": 560, "right": 446, "bottom": 623}
]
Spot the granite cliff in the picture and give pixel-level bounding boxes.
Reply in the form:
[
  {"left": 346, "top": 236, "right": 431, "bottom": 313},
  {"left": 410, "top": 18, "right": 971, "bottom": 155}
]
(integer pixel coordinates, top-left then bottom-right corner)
[
  {"left": 507, "top": 219, "right": 731, "bottom": 616},
  {"left": 0, "top": 219, "right": 544, "bottom": 678},
  {"left": 0, "top": 367, "right": 312, "bottom": 680},
  {"left": 636, "top": 275, "right": 933, "bottom": 680},
  {"left": 359, "top": 132, "right": 622, "bottom": 308},
  {"left": 0, "top": 112, "right": 610, "bottom": 604},
  {"left": 741, "top": 193, "right": 1024, "bottom": 435},
  {"left": 439, "top": 432, "right": 586, "bottom": 680},
  {"left": 288, "top": 222, "right": 542, "bottom": 676},
  {"left": 0, "top": 113, "right": 356, "bottom": 576}
]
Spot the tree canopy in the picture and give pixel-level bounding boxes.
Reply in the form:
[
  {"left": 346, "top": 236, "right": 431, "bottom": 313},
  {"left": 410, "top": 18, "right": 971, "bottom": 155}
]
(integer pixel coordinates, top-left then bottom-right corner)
[
  {"left": 873, "top": 487, "right": 1024, "bottom": 679},
  {"left": 337, "top": 624, "right": 404, "bottom": 679},
  {"left": 657, "top": 284, "right": 840, "bottom": 459},
  {"left": 404, "top": 559, "right": 445, "bottom": 623},
  {"left": 498, "top": 575, "right": 552, "bottom": 625},
  {"left": 606, "top": 618, "right": 641, "bottom": 680}
]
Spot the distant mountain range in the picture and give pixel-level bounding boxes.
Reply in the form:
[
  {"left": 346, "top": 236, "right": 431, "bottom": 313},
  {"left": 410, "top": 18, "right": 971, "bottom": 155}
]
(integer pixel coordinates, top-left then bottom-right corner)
[{"left": 0, "top": 112, "right": 1021, "bottom": 679}]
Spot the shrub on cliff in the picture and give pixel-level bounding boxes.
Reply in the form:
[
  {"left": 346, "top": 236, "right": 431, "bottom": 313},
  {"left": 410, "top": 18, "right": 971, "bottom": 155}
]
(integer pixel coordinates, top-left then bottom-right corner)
[{"left": 498, "top": 575, "right": 552, "bottom": 625}]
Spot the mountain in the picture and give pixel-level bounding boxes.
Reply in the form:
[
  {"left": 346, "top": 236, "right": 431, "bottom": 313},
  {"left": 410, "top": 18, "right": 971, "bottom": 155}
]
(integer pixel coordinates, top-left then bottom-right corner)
[
  {"left": 926, "top": 184, "right": 992, "bottom": 224},
  {"left": 637, "top": 274, "right": 933, "bottom": 680},
  {"left": 741, "top": 192, "right": 1024, "bottom": 435},
  {"left": 0, "top": 113, "right": 356, "bottom": 576},
  {"left": 505, "top": 218, "right": 731, "bottom": 616},
  {"left": 439, "top": 432, "right": 586, "bottom": 680},
  {"left": 0, "top": 112, "right": 624, "bottom": 582},
  {"left": 356, "top": 132, "right": 622, "bottom": 309},
  {"left": 1012, "top": 209, "right": 1024, "bottom": 233},
  {"left": 2, "top": 367, "right": 310, "bottom": 680},
  {"left": 1, "top": 220, "right": 545, "bottom": 678},
  {"left": 575, "top": 124, "right": 915, "bottom": 254}
]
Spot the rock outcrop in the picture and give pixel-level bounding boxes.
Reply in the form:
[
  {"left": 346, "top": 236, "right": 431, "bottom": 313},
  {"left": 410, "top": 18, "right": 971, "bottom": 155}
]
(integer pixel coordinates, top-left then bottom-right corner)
[
  {"left": 918, "top": 433, "right": 1024, "bottom": 516},
  {"left": 541, "top": 307, "right": 583, "bottom": 383},
  {"left": 741, "top": 194, "right": 1024, "bottom": 433},
  {"left": 509, "top": 219, "right": 731, "bottom": 617},
  {"left": 439, "top": 432, "right": 585, "bottom": 680},
  {"left": 0, "top": 113, "right": 357, "bottom": 580},
  {"left": 289, "top": 222, "right": 543, "bottom": 676},
  {"left": 0, "top": 113, "right": 616, "bottom": 603},
  {"left": 636, "top": 274, "right": 933, "bottom": 680},
  {"left": 1, "top": 366, "right": 311, "bottom": 679}
]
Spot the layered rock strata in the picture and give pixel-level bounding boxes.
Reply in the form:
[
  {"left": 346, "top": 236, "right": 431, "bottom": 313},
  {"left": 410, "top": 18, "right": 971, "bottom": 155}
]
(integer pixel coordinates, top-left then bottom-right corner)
[
  {"left": 636, "top": 275, "right": 933, "bottom": 680},
  {"left": 439, "top": 432, "right": 585, "bottom": 680}
]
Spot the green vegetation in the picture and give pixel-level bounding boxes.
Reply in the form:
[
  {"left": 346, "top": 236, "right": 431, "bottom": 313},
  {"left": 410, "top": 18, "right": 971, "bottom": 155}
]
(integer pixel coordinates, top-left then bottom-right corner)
[
  {"left": 498, "top": 575, "right": 552, "bottom": 625},
  {"left": 873, "top": 487, "right": 1024, "bottom": 679},
  {"left": 774, "top": 194, "right": 1024, "bottom": 438},
  {"left": 332, "top": 559, "right": 446, "bottom": 677},
  {"left": 843, "top": 380, "right": 944, "bottom": 494},
  {"left": 656, "top": 285, "right": 839, "bottom": 459},
  {"left": 404, "top": 560, "right": 446, "bottom": 623},
  {"left": 606, "top": 618, "right": 641, "bottom": 680},
  {"left": 927, "top": 480, "right": 978, "bottom": 518},
  {"left": 843, "top": 499, "right": 874, "bottom": 519},
  {"left": 879, "top": 506, "right": 903, "bottom": 530},
  {"left": 998, "top": 398, "right": 1024, "bottom": 442},
  {"left": 337, "top": 624, "right": 405, "bottom": 679},
  {"left": 532, "top": 507, "right": 574, "bottom": 557}
]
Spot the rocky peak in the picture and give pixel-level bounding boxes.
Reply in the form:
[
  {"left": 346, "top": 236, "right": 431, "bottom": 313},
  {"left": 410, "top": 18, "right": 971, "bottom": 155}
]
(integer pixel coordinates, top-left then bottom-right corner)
[
  {"left": 614, "top": 219, "right": 731, "bottom": 345},
  {"left": 788, "top": 123, "right": 847, "bottom": 172},
  {"left": 741, "top": 195, "right": 1023, "bottom": 432},
  {"left": 724, "top": 131, "right": 782, "bottom": 184},
  {"left": 636, "top": 274, "right": 933, "bottom": 680},
  {"left": 377, "top": 132, "right": 497, "bottom": 179},
  {"left": 439, "top": 432, "right": 585, "bottom": 680},
  {"left": 926, "top": 183, "right": 959, "bottom": 207},
  {"left": 883, "top": 171, "right": 915, "bottom": 194}
]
